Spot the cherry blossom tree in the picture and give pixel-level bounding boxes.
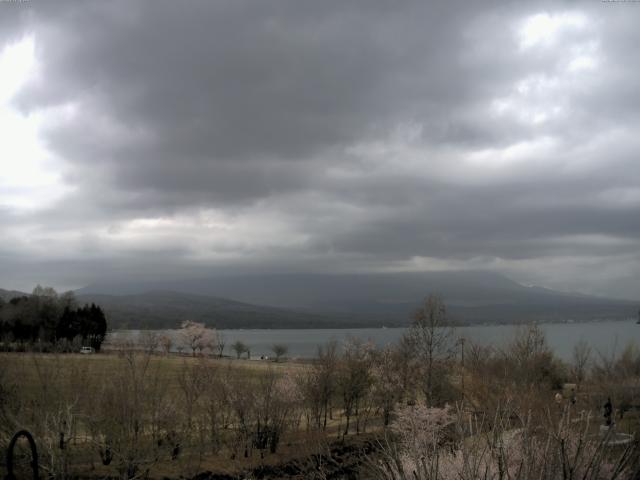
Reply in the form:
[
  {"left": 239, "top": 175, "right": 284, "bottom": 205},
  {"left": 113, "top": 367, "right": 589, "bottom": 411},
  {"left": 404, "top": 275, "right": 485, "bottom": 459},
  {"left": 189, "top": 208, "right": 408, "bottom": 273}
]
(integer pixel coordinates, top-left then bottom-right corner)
[{"left": 179, "top": 320, "right": 217, "bottom": 356}]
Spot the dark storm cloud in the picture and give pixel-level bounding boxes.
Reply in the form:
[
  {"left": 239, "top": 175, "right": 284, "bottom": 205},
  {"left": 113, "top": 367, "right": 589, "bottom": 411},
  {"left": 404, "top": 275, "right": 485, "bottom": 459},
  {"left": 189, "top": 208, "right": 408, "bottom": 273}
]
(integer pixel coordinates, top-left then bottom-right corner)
[
  {"left": 1, "top": 0, "right": 640, "bottom": 298},
  {"left": 13, "top": 0, "right": 531, "bottom": 204}
]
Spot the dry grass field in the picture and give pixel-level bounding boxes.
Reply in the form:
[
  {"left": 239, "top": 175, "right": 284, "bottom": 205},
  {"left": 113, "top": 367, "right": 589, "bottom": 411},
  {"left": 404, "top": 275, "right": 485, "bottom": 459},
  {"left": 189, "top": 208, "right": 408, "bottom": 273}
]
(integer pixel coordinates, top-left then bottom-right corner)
[
  {"left": 0, "top": 351, "right": 373, "bottom": 479},
  {"left": 0, "top": 351, "right": 309, "bottom": 387},
  {"left": 3, "top": 325, "right": 640, "bottom": 479}
]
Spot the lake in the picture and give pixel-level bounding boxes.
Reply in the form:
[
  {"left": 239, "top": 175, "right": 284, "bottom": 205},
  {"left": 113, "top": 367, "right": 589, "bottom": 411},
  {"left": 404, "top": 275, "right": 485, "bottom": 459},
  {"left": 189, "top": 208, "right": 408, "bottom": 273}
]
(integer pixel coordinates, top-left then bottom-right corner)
[{"left": 109, "top": 319, "right": 640, "bottom": 361}]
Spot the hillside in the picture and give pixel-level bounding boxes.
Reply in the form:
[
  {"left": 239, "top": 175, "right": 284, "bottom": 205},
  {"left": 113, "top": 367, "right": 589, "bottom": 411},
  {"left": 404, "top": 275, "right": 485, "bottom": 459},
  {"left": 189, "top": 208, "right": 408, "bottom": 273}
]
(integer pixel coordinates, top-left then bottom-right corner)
[
  {"left": 77, "top": 271, "right": 639, "bottom": 327},
  {"left": 0, "top": 288, "right": 27, "bottom": 302},
  {"left": 76, "top": 290, "right": 357, "bottom": 329}
]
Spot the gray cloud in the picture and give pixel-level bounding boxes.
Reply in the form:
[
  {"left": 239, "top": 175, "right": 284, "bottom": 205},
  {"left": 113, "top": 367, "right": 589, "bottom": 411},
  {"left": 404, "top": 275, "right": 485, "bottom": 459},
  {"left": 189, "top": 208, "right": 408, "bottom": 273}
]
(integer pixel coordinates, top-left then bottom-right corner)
[{"left": 1, "top": 0, "right": 639, "bottom": 298}]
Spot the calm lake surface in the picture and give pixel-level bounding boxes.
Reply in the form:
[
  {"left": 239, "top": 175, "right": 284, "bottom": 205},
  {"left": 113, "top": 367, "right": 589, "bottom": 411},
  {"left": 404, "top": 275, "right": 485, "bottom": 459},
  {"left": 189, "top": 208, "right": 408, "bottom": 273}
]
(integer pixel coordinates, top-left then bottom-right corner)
[{"left": 110, "top": 319, "right": 640, "bottom": 361}]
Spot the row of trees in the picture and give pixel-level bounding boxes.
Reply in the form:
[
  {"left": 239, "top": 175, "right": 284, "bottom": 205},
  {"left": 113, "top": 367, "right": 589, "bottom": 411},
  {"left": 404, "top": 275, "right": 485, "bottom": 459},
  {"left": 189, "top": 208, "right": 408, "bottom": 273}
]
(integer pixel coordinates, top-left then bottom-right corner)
[
  {"left": 0, "top": 286, "right": 107, "bottom": 350},
  {"left": 136, "top": 321, "right": 291, "bottom": 362},
  {"left": 229, "top": 340, "right": 288, "bottom": 361}
]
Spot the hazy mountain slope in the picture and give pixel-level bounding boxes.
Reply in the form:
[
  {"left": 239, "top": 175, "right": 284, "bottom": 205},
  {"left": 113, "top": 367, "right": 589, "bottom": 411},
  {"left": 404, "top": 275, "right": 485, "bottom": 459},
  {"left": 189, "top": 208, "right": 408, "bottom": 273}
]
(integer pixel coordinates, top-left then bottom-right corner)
[
  {"left": 76, "top": 290, "right": 359, "bottom": 329},
  {"left": 0, "top": 288, "right": 28, "bottom": 301},
  {"left": 77, "top": 271, "right": 638, "bottom": 326},
  {"left": 78, "top": 271, "right": 533, "bottom": 307}
]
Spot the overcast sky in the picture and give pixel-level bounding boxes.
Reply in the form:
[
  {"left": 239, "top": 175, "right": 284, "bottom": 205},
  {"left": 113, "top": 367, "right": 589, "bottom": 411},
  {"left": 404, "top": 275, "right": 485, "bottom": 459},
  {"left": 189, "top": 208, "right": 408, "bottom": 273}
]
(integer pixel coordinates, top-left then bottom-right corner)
[{"left": 0, "top": 0, "right": 639, "bottom": 298}]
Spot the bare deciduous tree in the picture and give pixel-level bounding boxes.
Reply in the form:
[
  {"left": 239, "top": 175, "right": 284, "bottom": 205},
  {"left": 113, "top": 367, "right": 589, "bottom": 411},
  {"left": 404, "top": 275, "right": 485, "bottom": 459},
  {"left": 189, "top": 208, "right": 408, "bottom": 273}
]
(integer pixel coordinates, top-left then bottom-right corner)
[
  {"left": 271, "top": 343, "right": 288, "bottom": 362},
  {"left": 139, "top": 331, "right": 159, "bottom": 355},
  {"left": 87, "top": 348, "right": 175, "bottom": 479},
  {"left": 231, "top": 340, "right": 248, "bottom": 359},
  {"left": 215, "top": 332, "right": 226, "bottom": 358},
  {"left": 177, "top": 359, "right": 209, "bottom": 430},
  {"left": 159, "top": 334, "right": 173, "bottom": 355},
  {"left": 338, "top": 338, "right": 373, "bottom": 435},
  {"left": 297, "top": 341, "right": 338, "bottom": 431},
  {"left": 316, "top": 340, "right": 338, "bottom": 430},
  {"left": 252, "top": 369, "right": 300, "bottom": 455},
  {"left": 202, "top": 365, "right": 231, "bottom": 454},
  {"left": 405, "top": 295, "right": 454, "bottom": 406},
  {"left": 571, "top": 339, "right": 591, "bottom": 385},
  {"left": 371, "top": 346, "right": 403, "bottom": 426}
]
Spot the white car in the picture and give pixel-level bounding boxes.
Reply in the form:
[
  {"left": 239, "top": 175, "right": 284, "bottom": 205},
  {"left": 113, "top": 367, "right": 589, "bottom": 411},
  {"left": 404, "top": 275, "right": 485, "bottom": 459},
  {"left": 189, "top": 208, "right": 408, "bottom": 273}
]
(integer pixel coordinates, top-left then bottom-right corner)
[{"left": 80, "top": 346, "right": 95, "bottom": 354}]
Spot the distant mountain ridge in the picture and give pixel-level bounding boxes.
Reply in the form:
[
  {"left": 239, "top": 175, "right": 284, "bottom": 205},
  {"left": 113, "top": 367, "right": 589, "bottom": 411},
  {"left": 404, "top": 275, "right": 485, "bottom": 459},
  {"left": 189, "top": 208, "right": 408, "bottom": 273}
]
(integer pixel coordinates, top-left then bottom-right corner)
[
  {"left": 0, "top": 288, "right": 28, "bottom": 301},
  {"left": 75, "top": 290, "right": 354, "bottom": 329},
  {"left": 77, "top": 271, "right": 638, "bottom": 327}
]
